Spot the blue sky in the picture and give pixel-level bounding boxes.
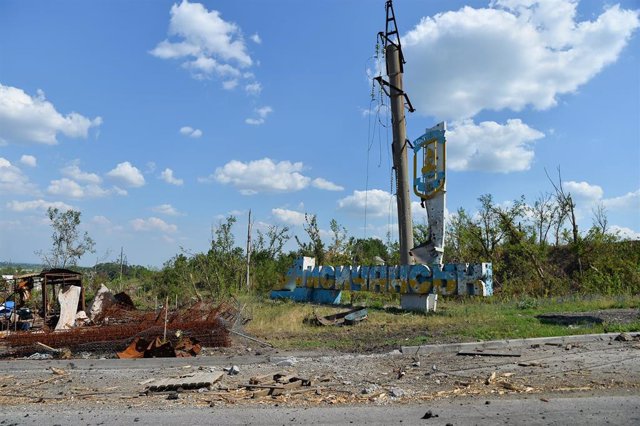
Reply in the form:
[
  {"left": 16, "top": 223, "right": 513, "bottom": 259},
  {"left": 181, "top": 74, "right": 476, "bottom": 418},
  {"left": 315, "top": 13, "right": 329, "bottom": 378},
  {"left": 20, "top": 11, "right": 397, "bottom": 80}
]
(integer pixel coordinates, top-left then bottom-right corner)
[{"left": 1, "top": 0, "right": 639, "bottom": 267}]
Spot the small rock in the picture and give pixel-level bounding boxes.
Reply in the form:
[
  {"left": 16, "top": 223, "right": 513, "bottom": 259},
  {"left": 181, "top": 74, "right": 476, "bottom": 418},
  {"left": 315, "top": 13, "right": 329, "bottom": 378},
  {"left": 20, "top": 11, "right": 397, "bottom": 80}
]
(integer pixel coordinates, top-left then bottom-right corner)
[
  {"left": 431, "top": 365, "right": 437, "bottom": 371},
  {"left": 615, "top": 332, "right": 632, "bottom": 342},
  {"left": 166, "top": 392, "right": 179, "bottom": 400},
  {"left": 435, "top": 379, "right": 441, "bottom": 385},
  {"left": 421, "top": 410, "right": 438, "bottom": 419},
  {"left": 275, "top": 357, "right": 297, "bottom": 367},
  {"left": 565, "top": 344, "right": 573, "bottom": 350},
  {"left": 413, "top": 361, "right": 421, "bottom": 367},
  {"left": 223, "top": 365, "right": 240, "bottom": 375},
  {"left": 362, "top": 385, "right": 379, "bottom": 395},
  {"left": 389, "top": 387, "right": 405, "bottom": 398}
]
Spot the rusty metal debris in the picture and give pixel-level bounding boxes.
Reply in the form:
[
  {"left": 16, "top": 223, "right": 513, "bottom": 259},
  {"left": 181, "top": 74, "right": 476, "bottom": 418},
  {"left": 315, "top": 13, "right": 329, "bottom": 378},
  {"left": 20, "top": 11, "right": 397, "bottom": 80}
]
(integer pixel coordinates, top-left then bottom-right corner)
[
  {"left": 117, "top": 335, "right": 202, "bottom": 359},
  {"left": 3, "top": 298, "right": 240, "bottom": 357}
]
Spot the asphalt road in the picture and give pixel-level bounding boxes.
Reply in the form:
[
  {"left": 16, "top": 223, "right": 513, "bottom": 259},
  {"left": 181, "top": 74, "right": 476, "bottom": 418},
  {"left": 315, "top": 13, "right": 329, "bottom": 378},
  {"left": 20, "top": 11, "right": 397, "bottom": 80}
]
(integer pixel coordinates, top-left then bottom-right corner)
[{"left": 1, "top": 394, "right": 638, "bottom": 425}]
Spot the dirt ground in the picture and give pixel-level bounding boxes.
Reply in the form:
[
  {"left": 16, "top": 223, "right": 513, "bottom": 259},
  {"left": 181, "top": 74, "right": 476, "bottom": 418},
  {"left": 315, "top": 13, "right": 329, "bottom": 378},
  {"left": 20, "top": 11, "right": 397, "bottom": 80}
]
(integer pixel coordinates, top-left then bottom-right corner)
[{"left": 0, "top": 332, "right": 638, "bottom": 410}]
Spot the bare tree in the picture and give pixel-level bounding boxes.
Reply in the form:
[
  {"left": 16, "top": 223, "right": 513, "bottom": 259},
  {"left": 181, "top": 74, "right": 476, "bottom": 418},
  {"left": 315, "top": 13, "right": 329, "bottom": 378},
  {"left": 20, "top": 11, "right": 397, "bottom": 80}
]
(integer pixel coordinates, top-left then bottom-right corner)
[
  {"left": 591, "top": 203, "right": 609, "bottom": 235},
  {"left": 546, "top": 167, "right": 582, "bottom": 275},
  {"left": 530, "top": 192, "right": 557, "bottom": 245}
]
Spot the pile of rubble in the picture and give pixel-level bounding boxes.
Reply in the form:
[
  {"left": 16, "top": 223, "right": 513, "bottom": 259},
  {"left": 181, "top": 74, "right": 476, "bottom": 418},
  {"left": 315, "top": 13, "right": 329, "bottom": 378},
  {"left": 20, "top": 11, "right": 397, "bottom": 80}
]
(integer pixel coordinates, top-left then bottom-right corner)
[{"left": 2, "top": 284, "right": 240, "bottom": 358}]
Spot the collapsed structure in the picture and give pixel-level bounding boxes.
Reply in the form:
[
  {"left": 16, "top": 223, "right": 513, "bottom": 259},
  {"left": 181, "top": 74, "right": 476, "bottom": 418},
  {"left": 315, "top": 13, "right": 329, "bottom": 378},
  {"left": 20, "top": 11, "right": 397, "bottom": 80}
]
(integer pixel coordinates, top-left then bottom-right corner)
[{"left": 1, "top": 274, "right": 238, "bottom": 357}]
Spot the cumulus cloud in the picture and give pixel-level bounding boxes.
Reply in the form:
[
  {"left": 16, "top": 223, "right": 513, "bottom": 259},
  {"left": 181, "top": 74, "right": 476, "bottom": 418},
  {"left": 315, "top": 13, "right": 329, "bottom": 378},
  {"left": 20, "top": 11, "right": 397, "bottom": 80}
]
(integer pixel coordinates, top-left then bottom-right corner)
[
  {"left": 0, "top": 84, "right": 101, "bottom": 145},
  {"left": 250, "top": 33, "right": 261, "bottom": 44},
  {"left": 150, "top": 0, "right": 259, "bottom": 90},
  {"left": 0, "top": 157, "right": 38, "bottom": 194},
  {"left": 245, "top": 106, "right": 273, "bottom": 125},
  {"left": 564, "top": 181, "right": 604, "bottom": 202},
  {"left": 47, "top": 178, "right": 119, "bottom": 199},
  {"left": 160, "top": 168, "right": 184, "bottom": 186},
  {"left": 152, "top": 203, "right": 184, "bottom": 216},
  {"left": 272, "top": 208, "right": 306, "bottom": 226},
  {"left": 179, "top": 126, "right": 203, "bottom": 138},
  {"left": 311, "top": 178, "right": 344, "bottom": 191},
  {"left": 61, "top": 161, "right": 101, "bottom": 184},
  {"left": 20, "top": 155, "right": 37, "bottom": 167},
  {"left": 337, "top": 189, "right": 394, "bottom": 217},
  {"left": 609, "top": 225, "right": 640, "bottom": 241},
  {"left": 130, "top": 217, "right": 177, "bottom": 233},
  {"left": 91, "top": 215, "right": 112, "bottom": 226},
  {"left": 447, "top": 119, "right": 544, "bottom": 172},
  {"left": 222, "top": 79, "right": 239, "bottom": 90},
  {"left": 106, "top": 162, "right": 145, "bottom": 187},
  {"left": 6, "top": 199, "right": 73, "bottom": 212},
  {"left": 245, "top": 82, "right": 262, "bottom": 95},
  {"left": 206, "top": 157, "right": 310, "bottom": 195},
  {"left": 602, "top": 189, "right": 640, "bottom": 211},
  {"left": 402, "top": 1, "right": 640, "bottom": 120}
]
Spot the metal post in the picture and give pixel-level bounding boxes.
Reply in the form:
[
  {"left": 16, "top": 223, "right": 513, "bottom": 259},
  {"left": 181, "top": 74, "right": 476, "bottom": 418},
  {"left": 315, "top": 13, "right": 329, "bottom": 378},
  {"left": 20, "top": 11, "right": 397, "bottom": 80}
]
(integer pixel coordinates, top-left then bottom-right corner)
[{"left": 386, "top": 43, "right": 414, "bottom": 265}]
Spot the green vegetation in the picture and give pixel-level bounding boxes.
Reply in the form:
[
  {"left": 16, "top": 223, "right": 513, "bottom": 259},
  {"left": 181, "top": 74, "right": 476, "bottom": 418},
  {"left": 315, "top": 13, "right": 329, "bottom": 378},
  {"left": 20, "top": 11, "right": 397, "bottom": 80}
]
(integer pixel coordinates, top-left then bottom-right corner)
[
  {"left": 242, "top": 294, "right": 640, "bottom": 351},
  {"left": 1, "top": 180, "right": 638, "bottom": 348}
]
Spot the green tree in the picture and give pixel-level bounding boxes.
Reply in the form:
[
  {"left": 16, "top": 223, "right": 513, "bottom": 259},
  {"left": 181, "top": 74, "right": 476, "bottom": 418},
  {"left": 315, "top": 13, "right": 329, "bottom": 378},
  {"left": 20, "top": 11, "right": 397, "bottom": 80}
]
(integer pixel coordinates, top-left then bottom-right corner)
[{"left": 36, "top": 207, "right": 95, "bottom": 268}]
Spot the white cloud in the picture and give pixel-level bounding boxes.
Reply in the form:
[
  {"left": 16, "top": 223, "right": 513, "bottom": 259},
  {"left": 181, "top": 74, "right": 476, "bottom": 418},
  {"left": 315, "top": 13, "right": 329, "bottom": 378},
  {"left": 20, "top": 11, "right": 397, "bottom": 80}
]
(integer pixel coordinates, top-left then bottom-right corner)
[
  {"left": 6, "top": 199, "right": 73, "bottom": 212},
  {"left": 245, "top": 82, "right": 262, "bottom": 95},
  {"left": 91, "top": 215, "right": 112, "bottom": 226},
  {"left": 152, "top": 203, "right": 184, "bottom": 216},
  {"left": 47, "top": 177, "right": 122, "bottom": 199},
  {"left": 222, "top": 79, "right": 239, "bottom": 90},
  {"left": 0, "top": 84, "right": 101, "bottom": 145},
  {"left": 245, "top": 106, "right": 273, "bottom": 125},
  {"left": 337, "top": 189, "right": 394, "bottom": 218},
  {"left": 403, "top": 1, "right": 640, "bottom": 120},
  {"left": 61, "top": 161, "right": 101, "bottom": 184},
  {"left": 151, "top": 0, "right": 254, "bottom": 84},
  {"left": 250, "top": 33, "right": 261, "bottom": 44},
  {"left": 206, "top": 157, "right": 310, "bottom": 195},
  {"left": 311, "top": 178, "right": 344, "bottom": 191},
  {"left": 602, "top": 189, "right": 640, "bottom": 211},
  {"left": 564, "top": 181, "right": 604, "bottom": 201},
  {"left": 106, "top": 162, "right": 145, "bottom": 187},
  {"left": 0, "top": 157, "right": 38, "bottom": 194},
  {"left": 447, "top": 119, "right": 544, "bottom": 172},
  {"left": 20, "top": 155, "right": 37, "bottom": 167},
  {"left": 130, "top": 217, "right": 177, "bottom": 233},
  {"left": 179, "top": 126, "right": 202, "bottom": 138},
  {"left": 160, "top": 168, "right": 184, "bottom": 186},
  {"left": 609, "top": 225, "right": 640, "bottom": 241},
  {"left": 272, "top": 208, "right": 306, "bottom": 226}
]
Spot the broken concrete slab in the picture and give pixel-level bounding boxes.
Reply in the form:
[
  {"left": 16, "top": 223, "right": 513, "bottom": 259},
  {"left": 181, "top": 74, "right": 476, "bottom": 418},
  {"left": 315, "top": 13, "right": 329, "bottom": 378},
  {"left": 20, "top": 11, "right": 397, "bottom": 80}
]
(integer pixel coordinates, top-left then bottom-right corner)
[{"left": 147, "top": 372, "right": 224, "bottom": 392}]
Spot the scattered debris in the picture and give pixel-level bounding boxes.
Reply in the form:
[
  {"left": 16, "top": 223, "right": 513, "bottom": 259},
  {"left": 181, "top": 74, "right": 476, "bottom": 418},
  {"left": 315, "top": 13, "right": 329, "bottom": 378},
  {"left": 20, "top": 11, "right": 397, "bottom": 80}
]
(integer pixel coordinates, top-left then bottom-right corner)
[
  {"left": 457, "top": 351, "right": 521, "bottom": 357},
  {"left": 518, "top": 361, "right": 542, "bottom": 367},
  {"left": 224, "top": 365, "right": 240, "bottom": 375},
  {"left": 485, "top": 371, "right": 497, "bottom": 385},
  {"left": 615, "top": 332, "right": 633, "bottom": 342},
  {"left": 315, "top": 307, "right": 368, "bottom": 326},
  {"left": 147, "top": 372, "right": 223, "bottom": 392},
  {"left": 421, "top": 410, "right": 439, "bottom": 419},
  {"left": 274, "top": 357, "right": 297, "bottom": 367},
  {"left": 50, "top": 367, "right": 66, "bottom": 376}
]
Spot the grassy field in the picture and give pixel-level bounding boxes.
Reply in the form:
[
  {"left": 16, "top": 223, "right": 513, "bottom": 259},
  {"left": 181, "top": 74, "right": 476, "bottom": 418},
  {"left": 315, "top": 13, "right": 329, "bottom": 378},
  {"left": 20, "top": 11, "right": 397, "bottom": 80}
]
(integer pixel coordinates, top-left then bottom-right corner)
[{"left": 241, "top": 294, "right": 640, "bottom": 352}]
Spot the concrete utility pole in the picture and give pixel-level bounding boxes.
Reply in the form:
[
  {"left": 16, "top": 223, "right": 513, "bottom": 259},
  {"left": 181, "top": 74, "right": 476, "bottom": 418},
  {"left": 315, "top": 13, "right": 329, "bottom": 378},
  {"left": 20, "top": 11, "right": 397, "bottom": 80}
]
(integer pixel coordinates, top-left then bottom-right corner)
[{"left": 386, "top": 43, "right": 414, "bottom": 265}]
